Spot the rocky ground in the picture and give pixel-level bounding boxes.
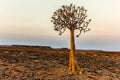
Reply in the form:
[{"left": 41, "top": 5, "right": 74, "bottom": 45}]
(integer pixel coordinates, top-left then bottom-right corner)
[{"left": 0, "top": 46, "right": 120, "bottom": 80}]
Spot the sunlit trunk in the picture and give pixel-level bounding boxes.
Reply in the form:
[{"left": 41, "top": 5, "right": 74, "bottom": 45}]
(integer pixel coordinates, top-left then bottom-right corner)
[{"left": 68, "top": 29, "right": 82, "bottom": 74}]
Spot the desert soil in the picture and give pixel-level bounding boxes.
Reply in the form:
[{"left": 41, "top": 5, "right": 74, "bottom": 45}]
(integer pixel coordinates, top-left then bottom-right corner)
[{"left": 0, "top": 46, "right": 120, "bottom": 80}]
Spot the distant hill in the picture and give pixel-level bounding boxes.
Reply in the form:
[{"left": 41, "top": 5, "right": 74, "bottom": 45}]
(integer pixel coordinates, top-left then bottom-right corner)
[
  {"left": 0, "top": 45, "right": 120, "bottom": 53},
  {"left": 0, "top": 45, "right": 52, "bottom": 49}
]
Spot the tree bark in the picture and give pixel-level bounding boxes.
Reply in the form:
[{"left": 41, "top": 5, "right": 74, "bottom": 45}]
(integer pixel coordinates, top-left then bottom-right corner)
[{"left": 68, "top": 29, "right": 82, "bottom": 74}]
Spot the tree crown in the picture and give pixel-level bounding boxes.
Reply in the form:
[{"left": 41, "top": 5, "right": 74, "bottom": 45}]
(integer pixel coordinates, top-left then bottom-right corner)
[{"left": 51, "top": 3, "right": 91, "bottom": 37}]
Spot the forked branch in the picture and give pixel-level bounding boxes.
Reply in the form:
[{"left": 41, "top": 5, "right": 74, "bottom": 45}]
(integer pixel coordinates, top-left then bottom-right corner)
[{"left": 51, "top": 3, "right": 91, "bottom": 37}]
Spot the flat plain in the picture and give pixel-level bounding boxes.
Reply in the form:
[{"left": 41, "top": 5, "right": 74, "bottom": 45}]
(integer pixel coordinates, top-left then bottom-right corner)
[{"left": 0, "top": 45, "right": 120, "bottom": 80}]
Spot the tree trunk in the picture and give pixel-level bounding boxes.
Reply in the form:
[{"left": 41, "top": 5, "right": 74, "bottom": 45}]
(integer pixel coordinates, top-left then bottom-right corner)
[{"left": 68, "top": 30, "right": 82, "bottom": 74}]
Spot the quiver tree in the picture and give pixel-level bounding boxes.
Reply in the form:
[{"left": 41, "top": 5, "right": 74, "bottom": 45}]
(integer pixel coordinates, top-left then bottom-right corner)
[{"left": 51, "top": 4, "right": 91, "bottom": 74}]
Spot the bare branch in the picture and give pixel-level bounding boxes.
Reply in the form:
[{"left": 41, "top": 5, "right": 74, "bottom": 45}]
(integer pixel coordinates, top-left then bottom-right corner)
[{"left": 51, "top": 3, "right": 91, "bottom": 36}]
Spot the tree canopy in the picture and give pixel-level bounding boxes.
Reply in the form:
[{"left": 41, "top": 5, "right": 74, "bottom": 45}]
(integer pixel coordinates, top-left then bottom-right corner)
[{"left": 51, "top": 3, "right": 91, "bottom": 37}]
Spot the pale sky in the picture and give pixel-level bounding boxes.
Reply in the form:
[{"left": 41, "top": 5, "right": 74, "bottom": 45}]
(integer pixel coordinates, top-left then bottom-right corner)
[{"left": 0, "top": 0, "right": 120, "bottom": 51}]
